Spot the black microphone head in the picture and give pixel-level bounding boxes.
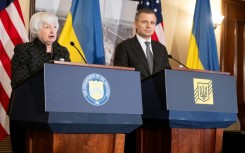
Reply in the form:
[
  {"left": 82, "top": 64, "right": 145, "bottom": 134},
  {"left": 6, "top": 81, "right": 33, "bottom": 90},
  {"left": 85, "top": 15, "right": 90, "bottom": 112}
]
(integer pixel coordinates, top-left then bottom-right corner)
[
  {"left": 70, "top": 41, "right": 74, "bottom": 46},
  {"left": 168, "top": 55, "right": 172, "bottom": 58}
]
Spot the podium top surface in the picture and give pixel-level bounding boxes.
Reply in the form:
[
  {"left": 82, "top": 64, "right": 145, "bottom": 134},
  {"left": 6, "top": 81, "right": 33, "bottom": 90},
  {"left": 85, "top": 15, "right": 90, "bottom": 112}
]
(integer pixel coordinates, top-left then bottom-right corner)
[{"left": 53, "top": 60, "right": 135, "bottom": 71}]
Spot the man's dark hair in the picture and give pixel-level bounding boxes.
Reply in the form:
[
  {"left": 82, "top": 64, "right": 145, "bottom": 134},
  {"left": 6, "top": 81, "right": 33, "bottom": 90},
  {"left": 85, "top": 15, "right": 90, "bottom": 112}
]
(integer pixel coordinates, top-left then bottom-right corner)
[{"left": 135, "top": 8, "right": 157, "bottom": 21}]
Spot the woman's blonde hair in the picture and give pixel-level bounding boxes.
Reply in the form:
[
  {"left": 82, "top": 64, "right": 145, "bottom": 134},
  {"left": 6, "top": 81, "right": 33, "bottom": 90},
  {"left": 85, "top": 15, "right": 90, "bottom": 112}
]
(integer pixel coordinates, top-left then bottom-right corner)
[{"left": 29, "top": 12, "right": 59, "bottom": 38}]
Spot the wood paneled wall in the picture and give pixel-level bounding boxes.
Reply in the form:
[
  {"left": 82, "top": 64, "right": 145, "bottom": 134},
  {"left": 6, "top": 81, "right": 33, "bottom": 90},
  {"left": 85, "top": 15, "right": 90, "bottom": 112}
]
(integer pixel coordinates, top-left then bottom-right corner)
[{"left": 221, "top": 0, "right": 245, "bottom": 130}]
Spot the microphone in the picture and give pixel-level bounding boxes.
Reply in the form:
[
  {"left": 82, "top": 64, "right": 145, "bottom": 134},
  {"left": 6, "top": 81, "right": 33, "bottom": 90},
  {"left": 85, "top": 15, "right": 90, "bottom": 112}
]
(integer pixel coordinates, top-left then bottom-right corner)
[
  {"left": 70, "top": 41, "right": 87, "bottom": 63},
  {"left": 168, "top": 54, "right": 188, "bottom": 69}
]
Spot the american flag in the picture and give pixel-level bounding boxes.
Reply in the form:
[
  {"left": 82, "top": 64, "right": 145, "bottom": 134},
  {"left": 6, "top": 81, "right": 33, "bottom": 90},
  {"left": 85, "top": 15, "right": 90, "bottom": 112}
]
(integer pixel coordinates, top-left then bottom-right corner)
[
  {"left": 137, "top": 0, "right": 165, "bottom": 45},
  {"left": 0, "top": 0, "right": 28, "bottom": 141}
]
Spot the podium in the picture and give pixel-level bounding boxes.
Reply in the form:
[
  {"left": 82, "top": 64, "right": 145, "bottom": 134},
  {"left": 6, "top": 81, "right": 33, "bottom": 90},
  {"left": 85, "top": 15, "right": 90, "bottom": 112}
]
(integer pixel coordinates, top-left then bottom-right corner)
[
  {"left": 137, "top": 69, "right": 238, "bottom": 153},
  {"left": 9, "top": 61, "right": 143, "bottom": 153}
]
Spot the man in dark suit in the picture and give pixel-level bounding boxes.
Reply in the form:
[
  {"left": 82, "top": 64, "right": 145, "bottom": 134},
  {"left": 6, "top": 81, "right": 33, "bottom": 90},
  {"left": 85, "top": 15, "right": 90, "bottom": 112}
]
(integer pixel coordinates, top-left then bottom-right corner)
[
  {"left": 114, "top": 8, "right": 170, "bottom": 80},
  {"left": 113, "top": 8, "right": 171, "bottom": 153}
]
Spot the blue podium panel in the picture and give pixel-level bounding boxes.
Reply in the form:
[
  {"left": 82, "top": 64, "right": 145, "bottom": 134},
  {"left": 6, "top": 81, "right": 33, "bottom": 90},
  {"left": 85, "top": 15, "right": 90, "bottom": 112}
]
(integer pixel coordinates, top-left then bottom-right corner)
[
  {"left": 141, "top": 69, "right": 238, "bottom": 128},
  {"left": 165, "top": 69, "right": 237, "bottom": 113},
  {"left": 44, "top": 63, "right": 142, "bottom": 114},
  {"left": 9, "top": 62, "right": 143, "bottom": 133}
]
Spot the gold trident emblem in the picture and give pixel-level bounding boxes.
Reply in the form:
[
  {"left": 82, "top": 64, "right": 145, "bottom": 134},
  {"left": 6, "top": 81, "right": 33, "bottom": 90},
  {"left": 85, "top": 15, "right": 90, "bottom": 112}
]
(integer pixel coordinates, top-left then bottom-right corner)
[
  {"left": 194, "top": 78, "right": 214, "bottom": 105},
  {"left": 198, "top": 83, "right": 209, "bottom": 101}
]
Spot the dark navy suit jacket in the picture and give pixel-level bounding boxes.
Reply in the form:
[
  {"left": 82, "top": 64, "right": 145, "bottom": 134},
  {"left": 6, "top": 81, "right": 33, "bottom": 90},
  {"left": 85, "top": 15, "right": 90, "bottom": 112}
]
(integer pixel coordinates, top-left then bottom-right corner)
[{"left": 114, "top": 35, "right": 170, "bottom": 79}]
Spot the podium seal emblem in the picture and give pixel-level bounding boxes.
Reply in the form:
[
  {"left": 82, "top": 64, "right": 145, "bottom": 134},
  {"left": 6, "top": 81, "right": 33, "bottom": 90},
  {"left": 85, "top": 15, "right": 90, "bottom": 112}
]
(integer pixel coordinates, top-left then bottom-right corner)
[
  {"left": 82, "top": 73, "right": 110, "bottom": 106},
  {"left": 193, "top": 78, "right": 214, "bottom": 105}
]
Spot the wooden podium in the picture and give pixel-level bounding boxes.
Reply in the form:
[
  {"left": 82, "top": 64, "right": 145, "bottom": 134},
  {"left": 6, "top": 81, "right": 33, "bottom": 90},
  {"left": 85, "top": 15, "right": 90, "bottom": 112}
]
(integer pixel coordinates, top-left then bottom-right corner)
[
  {"left": 9, "top": 62, "right": 143, "bottom": 153},
  {"left": 137, "top": 69, "right": 238, "bottom": 153},
  {"left": 26, "top": 131, "right": 125, "bottom": 153}
]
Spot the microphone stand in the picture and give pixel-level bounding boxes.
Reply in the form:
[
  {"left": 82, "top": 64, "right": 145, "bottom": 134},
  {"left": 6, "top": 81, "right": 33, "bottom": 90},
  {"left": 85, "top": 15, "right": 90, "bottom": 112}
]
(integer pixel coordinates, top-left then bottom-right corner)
[
  {"left": 70, "top": 42, "right": 87, "bottom": 63},
  {"left": 168, "top": 55, "right": 189, "bottom": 69}
]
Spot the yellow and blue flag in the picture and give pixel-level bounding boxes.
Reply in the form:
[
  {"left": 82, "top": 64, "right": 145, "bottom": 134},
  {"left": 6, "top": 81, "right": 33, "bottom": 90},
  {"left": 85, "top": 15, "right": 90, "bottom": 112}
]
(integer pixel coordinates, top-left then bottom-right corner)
[
  {"left": 186, "top": 0, "right": 219, "bottom": 71},
  {"left": 58, "top": 0, "right": 105, "bottom": 64}
]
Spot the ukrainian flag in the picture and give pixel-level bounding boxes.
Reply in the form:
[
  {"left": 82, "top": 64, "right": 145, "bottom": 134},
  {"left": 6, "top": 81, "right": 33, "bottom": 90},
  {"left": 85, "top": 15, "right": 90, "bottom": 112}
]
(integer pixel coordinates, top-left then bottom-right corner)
[
  {"left": 58, "top": 0, "right": 105, "bottom": 64},
  {"left": 186, "top": 0, "right": 219, "bottom": 71}
]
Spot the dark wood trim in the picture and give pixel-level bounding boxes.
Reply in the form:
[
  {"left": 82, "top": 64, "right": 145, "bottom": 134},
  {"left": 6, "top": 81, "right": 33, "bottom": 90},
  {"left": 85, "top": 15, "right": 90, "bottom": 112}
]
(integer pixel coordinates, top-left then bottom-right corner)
[{"left": 221, "top": 0, "right": 245, "bottom": 130}]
